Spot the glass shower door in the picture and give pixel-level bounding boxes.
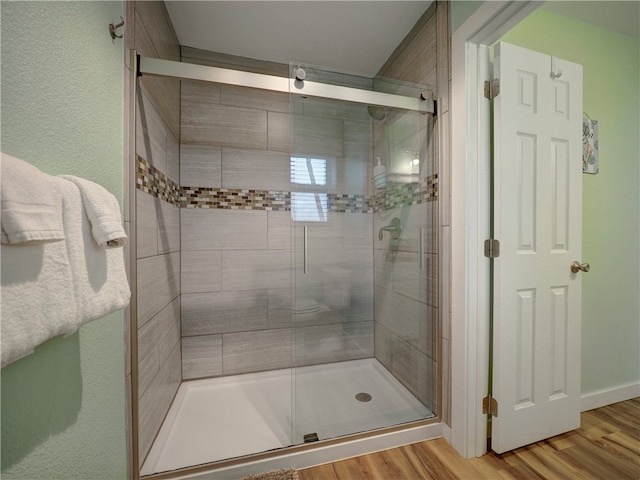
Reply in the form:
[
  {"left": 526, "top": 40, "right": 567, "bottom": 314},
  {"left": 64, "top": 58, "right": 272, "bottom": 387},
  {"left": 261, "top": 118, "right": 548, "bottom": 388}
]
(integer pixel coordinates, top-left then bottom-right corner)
[
  {"left": 289, "top": 65, "right": 437, "bottom": 446},
  {"left": 371, "top": 101, "right": 438, "bottom": 422}
]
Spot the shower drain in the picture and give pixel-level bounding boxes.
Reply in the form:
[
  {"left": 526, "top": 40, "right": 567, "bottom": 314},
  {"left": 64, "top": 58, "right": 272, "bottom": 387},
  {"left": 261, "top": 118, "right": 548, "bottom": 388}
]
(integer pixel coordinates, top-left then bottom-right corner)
[{"left": 355, "top": 392, "right": 372, "bottom": 402}]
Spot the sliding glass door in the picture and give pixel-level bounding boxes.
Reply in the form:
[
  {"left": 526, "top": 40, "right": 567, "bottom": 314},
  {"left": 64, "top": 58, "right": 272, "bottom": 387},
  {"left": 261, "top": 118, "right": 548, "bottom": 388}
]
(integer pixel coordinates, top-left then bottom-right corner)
[{"left": 290, "top": 65, "right": 437, "bottom": 446}]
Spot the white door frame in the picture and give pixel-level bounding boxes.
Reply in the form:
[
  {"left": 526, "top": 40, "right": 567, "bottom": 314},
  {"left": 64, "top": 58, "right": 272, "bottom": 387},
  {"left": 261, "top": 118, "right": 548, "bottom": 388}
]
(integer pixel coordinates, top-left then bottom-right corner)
[{"left": 449, "top": 0, "right": 542, "bottom": 458}]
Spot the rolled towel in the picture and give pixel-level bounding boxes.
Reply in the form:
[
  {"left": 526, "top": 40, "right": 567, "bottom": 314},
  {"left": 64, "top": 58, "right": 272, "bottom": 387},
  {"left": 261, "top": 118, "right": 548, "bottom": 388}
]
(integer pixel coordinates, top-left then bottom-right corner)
[
  {"left": 55, "top": 177, "right": 131, "bottom": 329},
  {"left": 59, "top": 175, "right": 127, "bottom": 247},
  {"left": 1, "top": 153, "right": 65, "bottom": 244}
]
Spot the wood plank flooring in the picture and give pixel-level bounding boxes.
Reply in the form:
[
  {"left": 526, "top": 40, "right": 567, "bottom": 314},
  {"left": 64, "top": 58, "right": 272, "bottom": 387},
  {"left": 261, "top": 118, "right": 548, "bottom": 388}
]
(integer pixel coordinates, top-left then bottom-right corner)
[{"left": 298, "top": 397, "right": 640, "bottom": 480}]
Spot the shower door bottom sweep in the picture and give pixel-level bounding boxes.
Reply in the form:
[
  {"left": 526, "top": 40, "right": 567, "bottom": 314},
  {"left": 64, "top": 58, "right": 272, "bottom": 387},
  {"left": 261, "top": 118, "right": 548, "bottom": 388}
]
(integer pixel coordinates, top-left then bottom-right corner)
[{"left": 140, "top": 358, "right": 433, "bottom": 475}]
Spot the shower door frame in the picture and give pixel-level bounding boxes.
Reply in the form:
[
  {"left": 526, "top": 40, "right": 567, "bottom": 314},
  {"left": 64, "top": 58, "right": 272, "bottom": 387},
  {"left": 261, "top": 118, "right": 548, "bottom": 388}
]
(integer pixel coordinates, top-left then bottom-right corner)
[
  {"left": 131, "top": 54, "right": 443, "bottom": 479},
  {"left": 138, "top": 56, "right": 435, "bottom": 114}
]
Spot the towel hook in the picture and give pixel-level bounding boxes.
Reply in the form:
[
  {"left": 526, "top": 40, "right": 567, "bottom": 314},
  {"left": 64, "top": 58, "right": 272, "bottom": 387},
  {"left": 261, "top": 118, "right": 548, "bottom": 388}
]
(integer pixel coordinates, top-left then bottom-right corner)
[
  {"left": 550, "top": 55, "right": 563, "bottom": 79},
  {"left": 109, "top": 16, "right": 124, "bottom": 41}
]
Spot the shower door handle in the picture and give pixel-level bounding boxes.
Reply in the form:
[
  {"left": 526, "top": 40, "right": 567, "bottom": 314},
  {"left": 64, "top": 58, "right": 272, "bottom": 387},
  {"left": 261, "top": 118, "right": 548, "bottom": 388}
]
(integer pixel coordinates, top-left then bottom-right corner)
[
  {"left": 420, "top": 228, "right": 424, "bottom": 270},
  {"left": 303, "top": 225, "right": 308, "bottom": 274}
]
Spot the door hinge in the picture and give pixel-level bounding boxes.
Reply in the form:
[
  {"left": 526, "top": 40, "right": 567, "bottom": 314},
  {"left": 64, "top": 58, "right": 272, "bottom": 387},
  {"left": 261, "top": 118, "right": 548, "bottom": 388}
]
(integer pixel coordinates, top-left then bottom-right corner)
[
  {"left": 483, "top": 395, "right": 499, "bottom": 417},
  {"left": 484, "top": 79, "right": 500, "bottom": 100},
  {"left": 484, "top": 239, "right": 500, "bottom": 258}
]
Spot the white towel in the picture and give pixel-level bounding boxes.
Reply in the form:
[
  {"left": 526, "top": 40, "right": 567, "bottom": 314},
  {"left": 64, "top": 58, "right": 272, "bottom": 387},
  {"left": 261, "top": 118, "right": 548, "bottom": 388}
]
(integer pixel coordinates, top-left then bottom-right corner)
[
  {"left": 0, "top": 241, "right": 78, "bottom": 366},
  {"left": 1, "top": 153, "right": 65, "bottom": 244},
  {"left": 1, "top": 224, "right": 78, "bottom": 367},
  {"left": 59, "top": 175, "right": 127, "bottom": 248},
  {"left": 1, "top": 177, "right": 131, "bottom": 368},
  {"left": 56, "top": 177, "right": 131, "bottom": 328}
]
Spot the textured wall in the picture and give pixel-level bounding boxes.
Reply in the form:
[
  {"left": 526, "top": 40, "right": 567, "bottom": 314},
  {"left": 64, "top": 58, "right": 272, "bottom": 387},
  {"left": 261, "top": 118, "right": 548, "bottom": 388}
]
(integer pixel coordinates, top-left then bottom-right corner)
[
  {"left": 450, "top": 1, "right": 483, "bottom": 33},
  {"left": 0, "top": 2, "right": 127, "bottom": 479},
  {"left": 500, "top": 8, "right": 640, "bottom": 398}
]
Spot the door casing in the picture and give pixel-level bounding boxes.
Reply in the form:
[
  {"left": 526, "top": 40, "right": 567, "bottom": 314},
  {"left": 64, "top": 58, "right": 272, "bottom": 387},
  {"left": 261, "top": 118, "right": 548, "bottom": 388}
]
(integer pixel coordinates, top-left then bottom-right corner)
[{"left": 449, "top": 0, "right": 542, "bottom": 459}]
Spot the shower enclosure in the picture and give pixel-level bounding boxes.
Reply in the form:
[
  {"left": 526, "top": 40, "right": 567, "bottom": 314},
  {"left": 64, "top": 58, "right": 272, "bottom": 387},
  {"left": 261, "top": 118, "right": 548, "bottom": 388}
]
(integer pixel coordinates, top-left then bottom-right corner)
[{"left": 135, "top": 56, "right": 438, "bottom": 477}]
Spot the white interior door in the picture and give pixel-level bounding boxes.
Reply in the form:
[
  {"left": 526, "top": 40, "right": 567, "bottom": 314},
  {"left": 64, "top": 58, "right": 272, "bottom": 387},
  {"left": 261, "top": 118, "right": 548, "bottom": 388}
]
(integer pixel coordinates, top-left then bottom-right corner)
[{"left": 492, "top": 42, "right": 584, "bottom": 453}]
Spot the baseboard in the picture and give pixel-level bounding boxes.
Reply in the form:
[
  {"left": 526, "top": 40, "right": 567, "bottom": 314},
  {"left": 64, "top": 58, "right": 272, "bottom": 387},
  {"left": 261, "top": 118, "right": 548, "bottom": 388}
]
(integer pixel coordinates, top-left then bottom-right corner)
[
  {"left": 581, "top": 382, "right": 640, "bottom": 412},
  {"left": 442, "top": 424, "right": 452, "bottom": 443}
]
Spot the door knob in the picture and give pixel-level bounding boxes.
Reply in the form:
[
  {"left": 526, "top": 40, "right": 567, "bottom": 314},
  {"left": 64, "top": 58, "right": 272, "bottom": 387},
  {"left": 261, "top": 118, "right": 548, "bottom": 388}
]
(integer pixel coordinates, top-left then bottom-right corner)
[{"left": 570, "top": 261, "right": 590, "bottom": 273}]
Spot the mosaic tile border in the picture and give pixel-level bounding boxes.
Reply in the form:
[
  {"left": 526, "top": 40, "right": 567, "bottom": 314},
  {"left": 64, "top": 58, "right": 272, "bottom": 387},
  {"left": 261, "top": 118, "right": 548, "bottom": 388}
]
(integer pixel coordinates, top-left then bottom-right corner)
[
  {"left": 373, "top": 175, "right": 438, "bottom": 212},
  {"left": 326, "top": 194, "right": 372, "bottom": 214},
  {"left": 136, "top": 156, "right": 181, "bottom": 206},
  {"left": 181, "top": 187, "right": 291, "bottom": 211},
  {"left": 136, "top": 156, "right": 437, "bottom": 213}
]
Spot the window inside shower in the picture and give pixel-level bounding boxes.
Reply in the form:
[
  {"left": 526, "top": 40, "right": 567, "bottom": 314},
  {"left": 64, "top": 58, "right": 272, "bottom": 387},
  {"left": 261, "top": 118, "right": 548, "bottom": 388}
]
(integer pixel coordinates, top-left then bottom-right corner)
[{"left": 291, "top": 156, "right": 331, "bottom": 222}]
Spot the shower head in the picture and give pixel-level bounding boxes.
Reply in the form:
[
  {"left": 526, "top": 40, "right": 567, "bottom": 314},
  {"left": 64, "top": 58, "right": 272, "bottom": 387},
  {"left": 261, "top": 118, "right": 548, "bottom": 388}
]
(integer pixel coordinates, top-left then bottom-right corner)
[{"left": 367, "top": 105, "right": 388, "bottom": 122}]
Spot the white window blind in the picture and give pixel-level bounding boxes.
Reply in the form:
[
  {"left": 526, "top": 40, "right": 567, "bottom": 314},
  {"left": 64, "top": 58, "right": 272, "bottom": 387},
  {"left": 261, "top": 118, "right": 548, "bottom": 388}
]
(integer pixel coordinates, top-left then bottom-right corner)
[
  {"left": 290, "top": 157, "right": 327, "bottom": 185},
  {"left": 290, "top": 157, "right": 329, "bottom": 221}
]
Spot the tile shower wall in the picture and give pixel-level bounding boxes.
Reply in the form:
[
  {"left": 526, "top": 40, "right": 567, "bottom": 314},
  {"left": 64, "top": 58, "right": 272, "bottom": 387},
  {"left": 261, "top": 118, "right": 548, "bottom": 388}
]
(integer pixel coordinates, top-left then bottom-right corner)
[
  {"left": 131, "top": 0, "right": 182, "bottom": 464},
  {"left": 372, "top": 110, "right": 438, "bottom": 411},
  {"left": 374, "top": 1, "right": 450, "bottom": 419},
  {"left": 178, "top": 51, "right": 377, "bottom": 379}
]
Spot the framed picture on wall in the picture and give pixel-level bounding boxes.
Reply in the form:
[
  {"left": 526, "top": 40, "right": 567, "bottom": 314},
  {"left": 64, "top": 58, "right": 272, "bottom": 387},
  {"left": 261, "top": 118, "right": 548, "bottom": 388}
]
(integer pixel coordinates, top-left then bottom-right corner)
[{"left": 583, "top": 116, "right": 599, "bottom": 174}]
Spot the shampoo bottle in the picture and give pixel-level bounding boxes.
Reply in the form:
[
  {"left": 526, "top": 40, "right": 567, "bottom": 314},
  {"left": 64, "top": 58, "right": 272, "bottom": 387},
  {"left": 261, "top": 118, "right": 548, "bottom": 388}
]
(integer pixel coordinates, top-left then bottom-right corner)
[{"left": 373, "top": 157, "right": 387, "bottom": 188}]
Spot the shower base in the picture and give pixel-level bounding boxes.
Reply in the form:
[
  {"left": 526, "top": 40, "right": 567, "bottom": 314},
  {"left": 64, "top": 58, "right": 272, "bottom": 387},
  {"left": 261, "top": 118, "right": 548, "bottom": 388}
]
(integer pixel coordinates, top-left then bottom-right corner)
[{"left": 141, "top": 358, "right": 433, "bottom": 476}]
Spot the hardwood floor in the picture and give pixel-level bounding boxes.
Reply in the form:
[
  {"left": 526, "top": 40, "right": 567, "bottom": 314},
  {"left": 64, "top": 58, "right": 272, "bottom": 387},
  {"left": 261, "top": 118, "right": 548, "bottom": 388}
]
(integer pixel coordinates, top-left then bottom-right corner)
[{"left": 298, "top": 397, "right": 640, "bottom": 480}]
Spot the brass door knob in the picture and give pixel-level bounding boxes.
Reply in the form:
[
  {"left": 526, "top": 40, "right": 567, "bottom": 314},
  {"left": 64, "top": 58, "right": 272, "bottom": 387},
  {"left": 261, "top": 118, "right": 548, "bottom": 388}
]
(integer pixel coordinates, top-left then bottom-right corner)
[{"left": 571, "top": 261, "right": 590, "bottom": 273}]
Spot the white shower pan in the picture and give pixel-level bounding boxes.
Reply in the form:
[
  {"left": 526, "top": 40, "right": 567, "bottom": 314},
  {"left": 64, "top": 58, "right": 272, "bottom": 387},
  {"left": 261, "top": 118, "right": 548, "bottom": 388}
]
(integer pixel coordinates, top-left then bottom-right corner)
[{"left": 142, "top": 358, "right": 435, "bottom": 476}]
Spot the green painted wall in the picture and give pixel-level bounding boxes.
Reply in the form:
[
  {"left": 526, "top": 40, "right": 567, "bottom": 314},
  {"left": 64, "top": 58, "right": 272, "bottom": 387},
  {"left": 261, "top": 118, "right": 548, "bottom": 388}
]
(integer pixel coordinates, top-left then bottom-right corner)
[
  {"left": 500, "top": 10, "right": 640, "bottom": 395},
  {"left": 450, "top": 0, "right": 483, "bottom": 32},
  {"left": 1, "top": 2, "right": 127, "bottom": 479}
]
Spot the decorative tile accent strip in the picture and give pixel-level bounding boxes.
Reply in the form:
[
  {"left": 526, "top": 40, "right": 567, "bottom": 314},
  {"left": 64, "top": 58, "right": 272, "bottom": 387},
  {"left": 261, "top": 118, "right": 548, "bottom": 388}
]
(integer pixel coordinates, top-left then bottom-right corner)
[
  {"left": 180, "top": 187, "right": 291, "bottom": 211},
  {"left": 136, "top": 155, "right": 181, "bottom": 206},
  {"left": 327, "top": 194, "right": 373, "bottom": 214},
  {"left": 136, "top": 156, "right": 438, "bottom": 213},
  {"left": 373, "top": 174, "right": 438, "bottom": 212}
]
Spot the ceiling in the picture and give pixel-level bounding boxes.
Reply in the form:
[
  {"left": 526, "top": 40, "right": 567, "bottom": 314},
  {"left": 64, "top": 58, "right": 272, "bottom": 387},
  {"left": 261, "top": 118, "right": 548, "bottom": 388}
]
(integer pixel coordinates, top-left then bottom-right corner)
[
  {"left": 164, "top": 1, "right": 432, "bottom": 77},
  {"left": 165, "top": 1, "right": 639, "bottom": 79}
]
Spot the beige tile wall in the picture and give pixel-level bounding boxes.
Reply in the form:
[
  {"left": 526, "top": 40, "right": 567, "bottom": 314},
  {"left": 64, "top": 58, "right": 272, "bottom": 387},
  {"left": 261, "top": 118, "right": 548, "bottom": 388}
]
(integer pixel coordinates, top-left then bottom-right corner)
[
  {"left": 178, "top": 53, "right": 377, "bottom": 380},
  {"left": 437, "top": 0, "right": 452, "bottom": 428},
  {"left": 375, "top": 1, "right": 450, "bottom": 422},
  {"left": 132, "top": 0, "right": 182, "bottom": 465},
  {"left": 177, "top": 36, "right": 444, "bottom": 419}
]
